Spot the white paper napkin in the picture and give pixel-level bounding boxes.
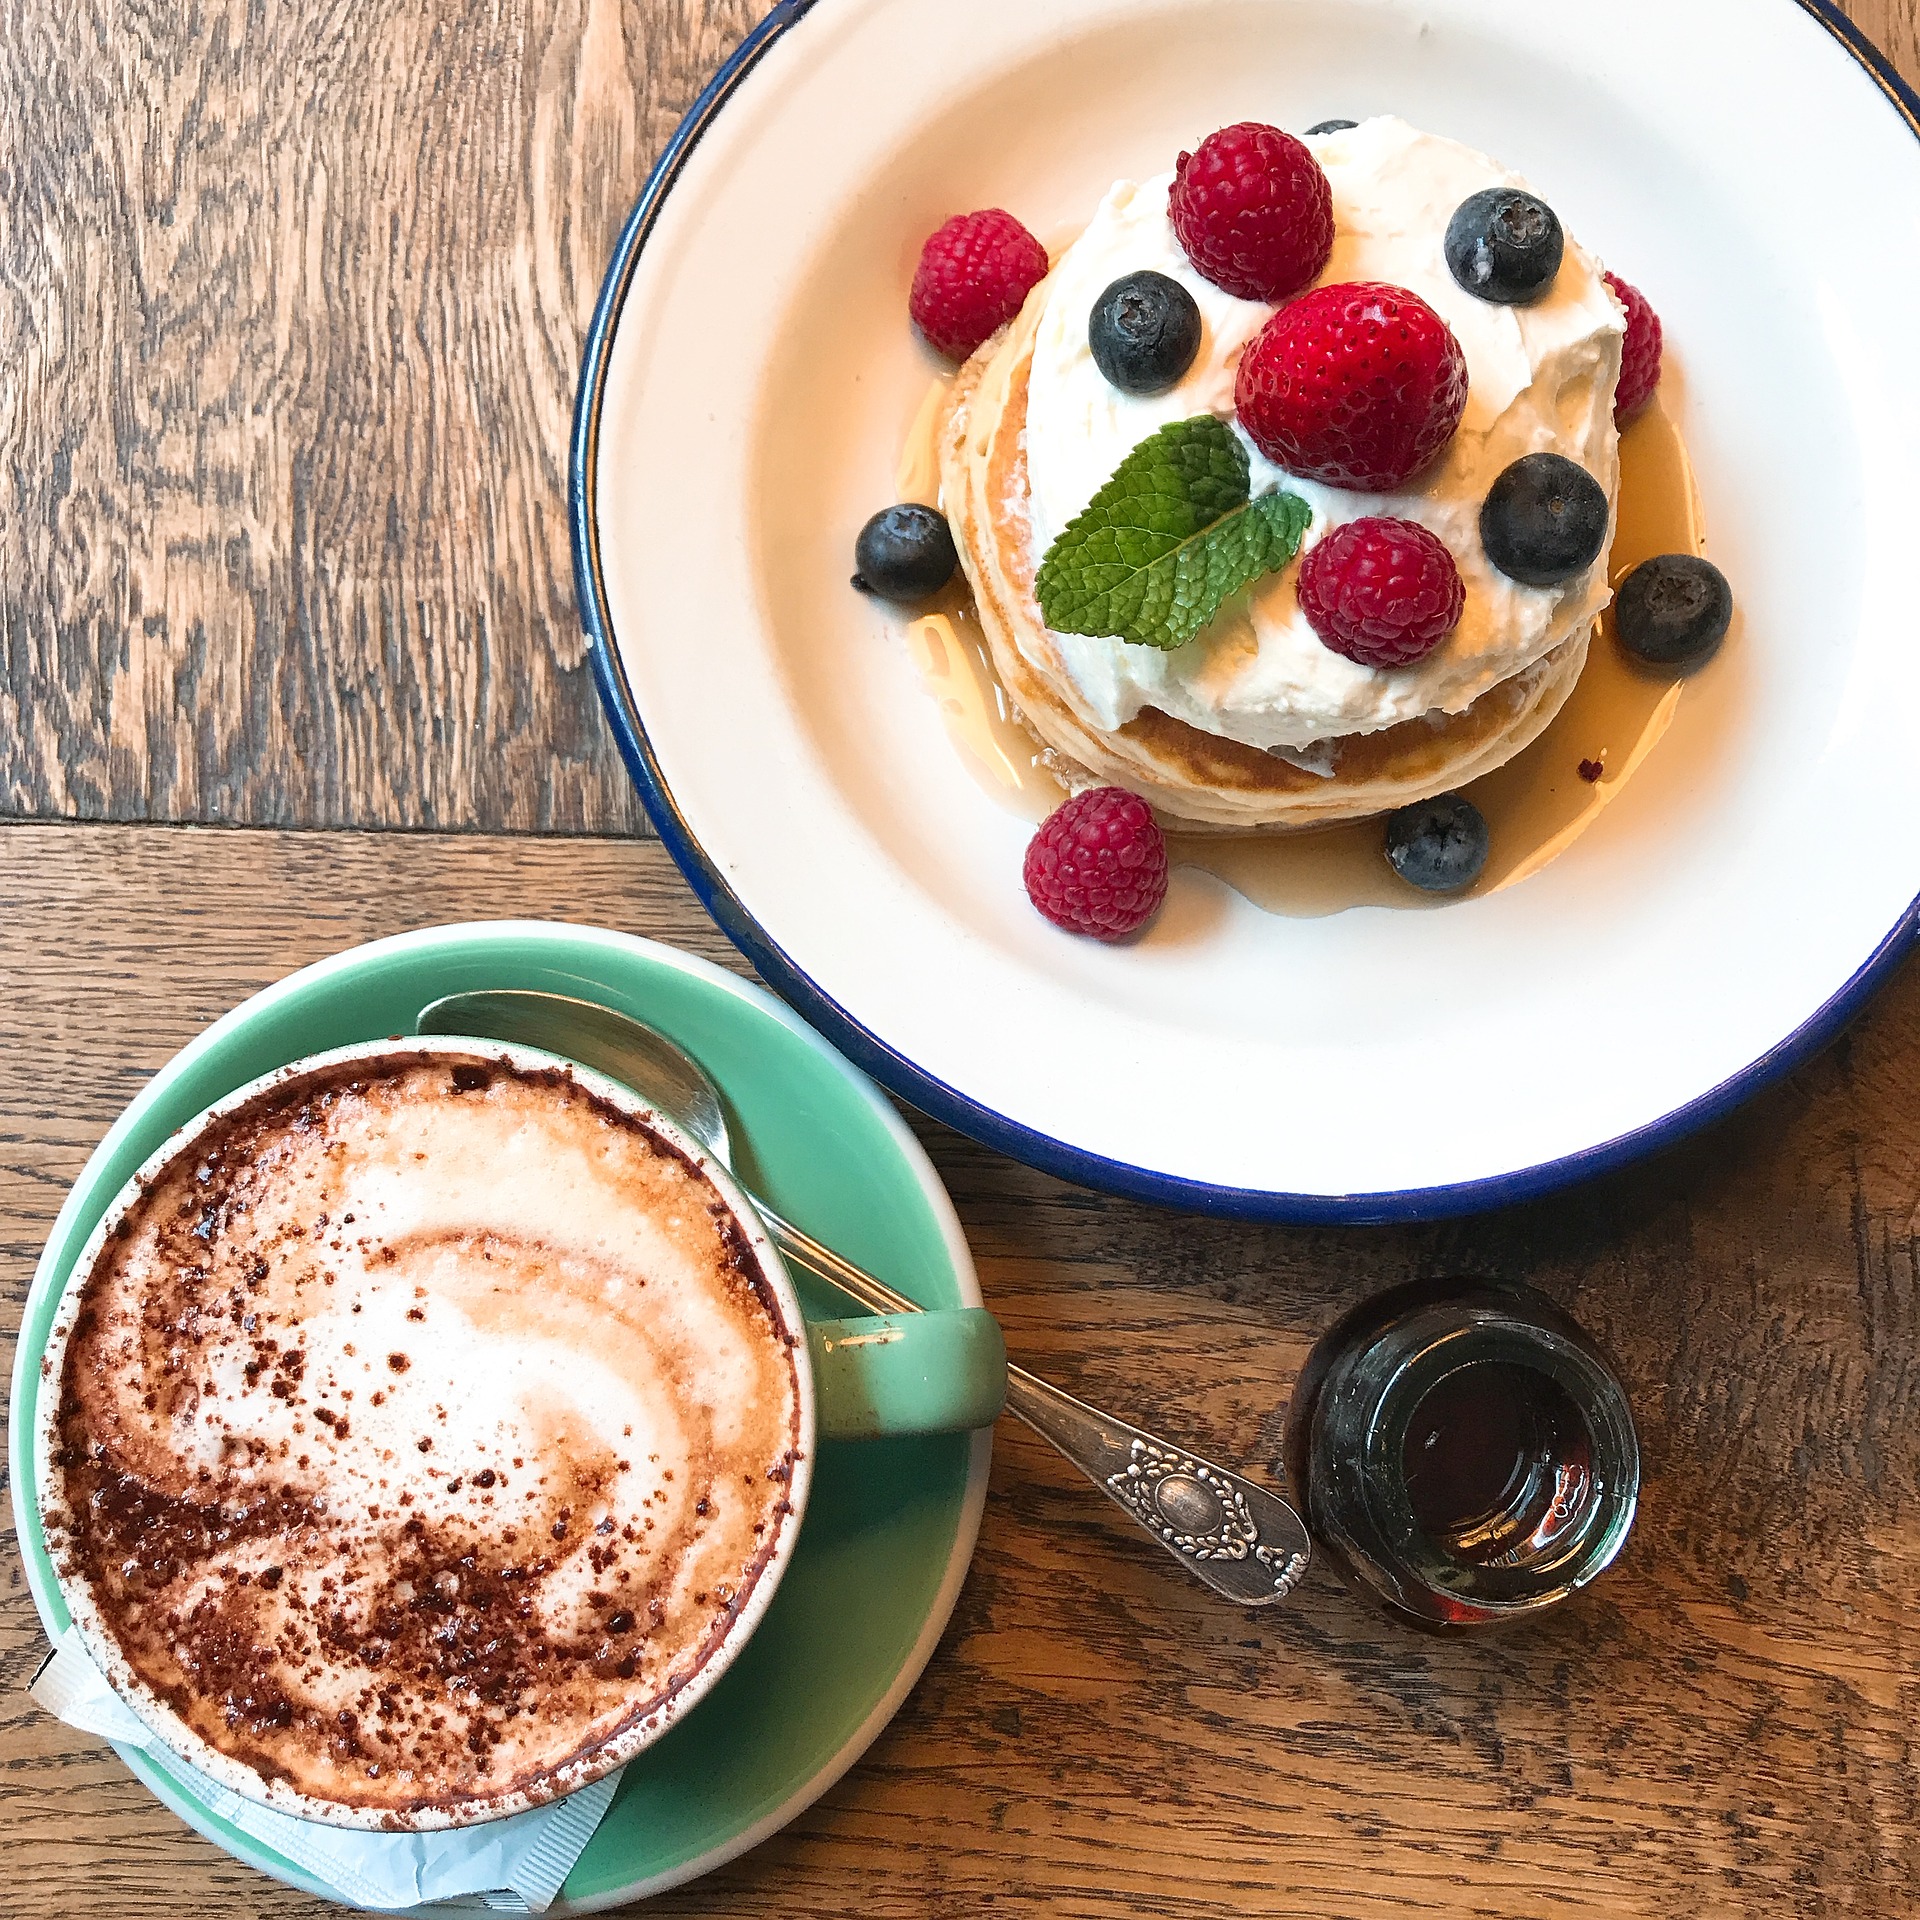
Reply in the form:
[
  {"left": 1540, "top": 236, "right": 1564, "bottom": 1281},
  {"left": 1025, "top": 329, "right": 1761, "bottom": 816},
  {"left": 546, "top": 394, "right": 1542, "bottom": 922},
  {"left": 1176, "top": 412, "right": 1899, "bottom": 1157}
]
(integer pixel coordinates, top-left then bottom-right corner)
[{"left": 31, "top": 1626, "right": 621, "bottom": 1912}]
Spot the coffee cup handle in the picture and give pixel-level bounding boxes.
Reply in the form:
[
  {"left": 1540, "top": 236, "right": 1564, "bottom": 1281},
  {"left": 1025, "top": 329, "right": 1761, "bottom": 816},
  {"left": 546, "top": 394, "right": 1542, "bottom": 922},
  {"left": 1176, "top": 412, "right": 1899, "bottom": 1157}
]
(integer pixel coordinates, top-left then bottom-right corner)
[{"left": 804, "top": 1309, "right": 1006, "bottom": 1438}]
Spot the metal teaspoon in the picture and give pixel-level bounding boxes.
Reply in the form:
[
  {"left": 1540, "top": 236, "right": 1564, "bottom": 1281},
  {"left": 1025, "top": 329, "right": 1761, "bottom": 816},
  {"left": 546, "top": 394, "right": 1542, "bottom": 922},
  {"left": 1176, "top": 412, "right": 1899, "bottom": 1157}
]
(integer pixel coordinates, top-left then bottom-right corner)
[{"left": 416, "top": 989, "right": 1311, "bottom": 1606}]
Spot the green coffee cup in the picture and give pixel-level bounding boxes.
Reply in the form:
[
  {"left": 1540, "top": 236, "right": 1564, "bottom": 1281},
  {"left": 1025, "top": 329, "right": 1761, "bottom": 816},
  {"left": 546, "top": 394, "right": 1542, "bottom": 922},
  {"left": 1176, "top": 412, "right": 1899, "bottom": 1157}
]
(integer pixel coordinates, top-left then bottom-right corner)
[{"left": 24, "top": 1012, "right": 1003, "bottom": 1831}]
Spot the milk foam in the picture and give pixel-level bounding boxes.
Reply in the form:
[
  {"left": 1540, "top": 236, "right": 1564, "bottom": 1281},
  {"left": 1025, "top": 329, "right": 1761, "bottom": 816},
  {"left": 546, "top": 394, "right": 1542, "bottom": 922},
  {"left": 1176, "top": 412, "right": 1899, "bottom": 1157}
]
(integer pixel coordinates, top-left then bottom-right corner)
[
  {"left": 47, "top": 1051, "right": 802, "bottom": 1817},
  {"left": 1021, "top": 117, "right": 1627, "bottom": 755}
]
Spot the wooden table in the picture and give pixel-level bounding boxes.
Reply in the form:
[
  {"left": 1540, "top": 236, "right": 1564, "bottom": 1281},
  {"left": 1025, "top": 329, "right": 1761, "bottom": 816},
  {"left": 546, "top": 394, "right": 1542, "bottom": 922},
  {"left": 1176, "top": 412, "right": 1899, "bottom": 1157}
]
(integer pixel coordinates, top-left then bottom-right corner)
[{"left": 4, "top": 4, "right": 1918, "bottom": 1913}]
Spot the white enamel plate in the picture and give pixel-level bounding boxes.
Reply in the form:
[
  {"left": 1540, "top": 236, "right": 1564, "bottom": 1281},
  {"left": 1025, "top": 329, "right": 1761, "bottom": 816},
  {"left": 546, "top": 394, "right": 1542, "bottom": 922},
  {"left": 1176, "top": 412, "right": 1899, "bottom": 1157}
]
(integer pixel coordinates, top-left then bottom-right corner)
[{"left": 575, "top": 0, "right": 1920, "bottom": 1220}]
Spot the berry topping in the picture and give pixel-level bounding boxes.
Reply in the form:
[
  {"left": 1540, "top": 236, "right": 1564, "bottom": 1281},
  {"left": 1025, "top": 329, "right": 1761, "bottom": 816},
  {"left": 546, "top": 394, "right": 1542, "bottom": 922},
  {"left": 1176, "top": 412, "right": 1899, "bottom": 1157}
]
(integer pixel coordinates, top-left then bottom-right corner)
[
  {"left": 1306, "top": 119, "right": 1359, "bottom": 135},
  {"left": 909, "top": 210, "right": 1049, "bottom": 361},
  {"left": 1234, "top": 282, "right": 1469, "bottom": 491},
  {"left": 1033, "top": 417, "right": 1310, "bottom": 652},
  {"left": 1088, "top": 270, "right": 1203, "bottom": 395},
  {"left": 1613, "top": 553, "right": 1732, "bottom": 671},
  {"left": 1023, "top": 787, "right": 1169, "bottom": 940},
  {"left": 1444, "top": 188, "right": 1564, "bottom": 305},
  {"left": 1384, "top": 793, "right": 1489, "bottom": 894},
  {"left": 1479, "top": 454, "right": 1610, "bottom": 587},
  {"left": 1604, "top": 271, "right": 1663, "bottom": 420},
  {"left": 1168, "top": 123, "right": 1334, "bottom": 303},
  {"left": 852, "top": 505, "right": 958, "bottom": 602},
  {"left": 1296, "top": 517, "right": 1465, "bottom": 667}
]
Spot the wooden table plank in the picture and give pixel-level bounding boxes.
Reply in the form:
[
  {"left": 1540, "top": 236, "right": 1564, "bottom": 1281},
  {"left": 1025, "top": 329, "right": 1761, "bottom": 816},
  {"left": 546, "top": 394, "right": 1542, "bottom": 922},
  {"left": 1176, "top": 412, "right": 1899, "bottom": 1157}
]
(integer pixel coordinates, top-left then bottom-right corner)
[
  {"left": 2, "top": 0, "right": 1914, "bottom": 834},
  {"left": 1849, "top": 0, "right": 1920, "bottom": 75},
  {"left": 0, "top": 0, "right": 773, "bottom": 834},
  {"left": 3, "top": 822, "right": 1916, "bottom": 1917}
]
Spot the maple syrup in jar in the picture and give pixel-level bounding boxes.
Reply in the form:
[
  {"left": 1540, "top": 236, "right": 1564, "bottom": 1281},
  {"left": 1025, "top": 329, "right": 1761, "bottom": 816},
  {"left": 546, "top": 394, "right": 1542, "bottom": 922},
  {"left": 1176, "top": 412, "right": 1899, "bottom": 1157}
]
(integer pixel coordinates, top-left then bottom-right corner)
[{"left": 1283, "top": 1278, "right": 1639, "bottom": 1630}]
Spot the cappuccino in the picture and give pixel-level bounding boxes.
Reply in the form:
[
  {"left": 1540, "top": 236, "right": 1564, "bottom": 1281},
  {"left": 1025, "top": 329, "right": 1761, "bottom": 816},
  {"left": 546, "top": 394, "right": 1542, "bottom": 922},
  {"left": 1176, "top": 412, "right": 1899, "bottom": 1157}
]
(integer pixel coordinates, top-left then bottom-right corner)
[{"left": 44, "top": 1046, "right": 803, "bottom": 1822}]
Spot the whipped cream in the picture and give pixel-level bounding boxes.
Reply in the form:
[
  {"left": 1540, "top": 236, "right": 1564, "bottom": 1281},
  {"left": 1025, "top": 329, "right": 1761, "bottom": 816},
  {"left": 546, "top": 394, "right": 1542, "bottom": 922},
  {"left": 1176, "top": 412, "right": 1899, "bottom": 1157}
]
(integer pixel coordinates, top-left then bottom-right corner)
[{"left": 1021, "top": 117, "right": 1626, "bottom": 756}]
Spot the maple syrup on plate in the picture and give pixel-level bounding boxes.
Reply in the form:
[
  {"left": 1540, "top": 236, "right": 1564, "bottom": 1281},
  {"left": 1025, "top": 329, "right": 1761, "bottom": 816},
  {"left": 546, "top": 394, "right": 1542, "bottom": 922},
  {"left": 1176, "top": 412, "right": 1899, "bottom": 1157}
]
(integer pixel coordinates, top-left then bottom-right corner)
[
  {"left": 1282, "top": 1277, "right": 1639, "bottom": 1630},
  {"left": 893, "top": 377, "right": 1705, "bottom": 908}
]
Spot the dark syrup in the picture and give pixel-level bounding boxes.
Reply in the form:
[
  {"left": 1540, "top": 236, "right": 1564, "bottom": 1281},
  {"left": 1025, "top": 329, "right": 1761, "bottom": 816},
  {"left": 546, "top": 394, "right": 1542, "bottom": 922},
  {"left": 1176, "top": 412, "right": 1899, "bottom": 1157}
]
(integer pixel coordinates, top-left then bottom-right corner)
[
  {"left": 1400, "top": 1360, "right": 1593, "bottom": 1569},
  {"left": 1283, "top": 1277, "right": 1639, "bottom": 1630}
]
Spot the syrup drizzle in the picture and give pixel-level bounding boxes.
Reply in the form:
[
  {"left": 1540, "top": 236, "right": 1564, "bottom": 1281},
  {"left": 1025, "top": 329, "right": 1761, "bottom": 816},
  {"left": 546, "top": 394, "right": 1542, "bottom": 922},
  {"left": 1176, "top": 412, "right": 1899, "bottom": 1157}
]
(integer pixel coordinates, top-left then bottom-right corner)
[
  {"left": 895, "top": 376, "right": 1068, "bottom": 820},
  {"left": 905, "top": 599, "right": 1067, "bottom": 819},
  {"left": 895, "top": 376, "right": 1704, "bottom": 914},
  {"left": 893, "top": 375, "right": 951, "bottom": 510}
]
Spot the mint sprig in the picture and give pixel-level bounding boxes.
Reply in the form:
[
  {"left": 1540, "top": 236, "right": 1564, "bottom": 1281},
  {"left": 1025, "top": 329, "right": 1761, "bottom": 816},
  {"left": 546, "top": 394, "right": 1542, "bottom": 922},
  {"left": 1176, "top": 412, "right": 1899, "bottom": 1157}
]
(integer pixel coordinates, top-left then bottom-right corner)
[{"left": 1033, "top": 416, "right": 1311, "bottom": 651}]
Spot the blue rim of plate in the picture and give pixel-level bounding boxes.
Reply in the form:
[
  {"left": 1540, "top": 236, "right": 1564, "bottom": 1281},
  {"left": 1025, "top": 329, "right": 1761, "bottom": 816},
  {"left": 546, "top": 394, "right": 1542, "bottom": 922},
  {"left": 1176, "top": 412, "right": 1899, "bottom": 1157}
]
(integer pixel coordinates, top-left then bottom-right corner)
[{"left": 571, "top": 0, "right": 1920, "bottom": 1226}]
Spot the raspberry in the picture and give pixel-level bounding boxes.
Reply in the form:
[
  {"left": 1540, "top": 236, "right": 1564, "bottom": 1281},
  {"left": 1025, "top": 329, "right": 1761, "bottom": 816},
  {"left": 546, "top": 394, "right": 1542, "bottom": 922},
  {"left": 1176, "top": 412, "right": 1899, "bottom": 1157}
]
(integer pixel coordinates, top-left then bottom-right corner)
[
  {"left": 1023, "top": 787, "right": 1168, "bottom": 941},
  {"left": 1604, "top": 271, "right": 1663, "bottom": 420},
  {"left": 1296, "top": 517, "right": 1465, "bottom": 667},
  {"left": 1169, "top": 123, "right": 1333, "bottom": 303},
  {"left": 909, "top": 210, "right": 1049, "bottom": 361},
  {"left": 1234, "top": 281, "right": 1468, "bottom": 491}
]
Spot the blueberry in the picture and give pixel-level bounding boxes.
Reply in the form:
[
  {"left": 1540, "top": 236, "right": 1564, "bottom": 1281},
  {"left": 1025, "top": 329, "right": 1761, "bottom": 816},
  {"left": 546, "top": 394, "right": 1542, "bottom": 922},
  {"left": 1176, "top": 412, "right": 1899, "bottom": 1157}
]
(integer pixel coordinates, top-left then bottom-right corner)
[
  {"left": 852, "top": 504, "right": 957, "bottom": 601},
  {"left": 1087, "top": 271, "right": 1203, "bottom": 396},
  {"left": 1613, "top": 553, "right": 1732, "bottom": 671},
  {"left": 1384, "top": 793, "right": 1490, "bottom": 894},
  {"left": 1444, "top": 188, "right": 1564, "bottom": 306},
  {"left": 1306, "top": 119, "right": 1359, "bottom": 135},
  {"left": 1480, "top": 455, "right": 1610, "bottom": 588}
]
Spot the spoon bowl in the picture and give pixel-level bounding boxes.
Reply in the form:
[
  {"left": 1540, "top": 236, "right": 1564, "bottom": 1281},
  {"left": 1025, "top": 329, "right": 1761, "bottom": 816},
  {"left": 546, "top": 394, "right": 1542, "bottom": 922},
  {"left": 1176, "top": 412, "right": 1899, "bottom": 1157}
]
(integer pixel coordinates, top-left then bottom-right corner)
[{"left": 422, "top": 991, "right": 734, "bottom": 1163}]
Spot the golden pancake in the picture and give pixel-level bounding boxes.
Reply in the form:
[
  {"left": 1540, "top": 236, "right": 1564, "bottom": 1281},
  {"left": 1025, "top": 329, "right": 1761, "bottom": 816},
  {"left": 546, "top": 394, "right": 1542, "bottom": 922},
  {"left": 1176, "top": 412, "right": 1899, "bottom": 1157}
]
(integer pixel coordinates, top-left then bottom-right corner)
[{"left": 936, "top": 288, "right": 1591, "bottom": 832}]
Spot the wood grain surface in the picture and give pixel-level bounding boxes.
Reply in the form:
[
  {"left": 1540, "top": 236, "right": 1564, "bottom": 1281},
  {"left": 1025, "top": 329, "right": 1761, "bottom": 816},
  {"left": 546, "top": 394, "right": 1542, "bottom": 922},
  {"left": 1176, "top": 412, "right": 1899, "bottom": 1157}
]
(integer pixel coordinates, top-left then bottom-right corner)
[
  {"left": 0, "top": 0, "right": 774, "bottom": 834},
  {"left": 0, "top": 0, "right": 1912, "bottom": 834},
  {"left": 3, "top": 823, "right": 1917, "bottom": 1918},
  {"left": 5, "top": 0, "right": 1920, "bottom": 1913}
]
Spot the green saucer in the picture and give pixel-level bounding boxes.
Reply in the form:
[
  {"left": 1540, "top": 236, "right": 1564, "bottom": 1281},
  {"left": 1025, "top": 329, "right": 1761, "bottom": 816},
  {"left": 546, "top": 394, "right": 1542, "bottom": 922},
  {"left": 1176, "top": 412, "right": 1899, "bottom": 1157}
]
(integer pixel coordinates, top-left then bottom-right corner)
[{"left": 8, "top": 921, "right": 990, "bottom": 1910}]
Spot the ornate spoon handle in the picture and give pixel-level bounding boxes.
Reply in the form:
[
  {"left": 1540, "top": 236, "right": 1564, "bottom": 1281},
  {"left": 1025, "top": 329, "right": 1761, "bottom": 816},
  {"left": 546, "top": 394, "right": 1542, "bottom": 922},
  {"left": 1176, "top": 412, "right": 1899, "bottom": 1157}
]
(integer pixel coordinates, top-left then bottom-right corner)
[
  {"left": 1000, "top": 1369, "right": 1311, "bottom": 1605},
  {"left": 756, "top": 1202, "right": 1311, "bottom": 1606}
]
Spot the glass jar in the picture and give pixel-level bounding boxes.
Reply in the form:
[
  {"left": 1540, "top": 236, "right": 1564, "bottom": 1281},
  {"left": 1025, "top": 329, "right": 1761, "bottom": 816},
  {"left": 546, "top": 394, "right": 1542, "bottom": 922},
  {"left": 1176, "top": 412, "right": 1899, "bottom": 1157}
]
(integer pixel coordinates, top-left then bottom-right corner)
[{"left": 1282, "top": 1276, "right": 1640, "bottom": 1630}]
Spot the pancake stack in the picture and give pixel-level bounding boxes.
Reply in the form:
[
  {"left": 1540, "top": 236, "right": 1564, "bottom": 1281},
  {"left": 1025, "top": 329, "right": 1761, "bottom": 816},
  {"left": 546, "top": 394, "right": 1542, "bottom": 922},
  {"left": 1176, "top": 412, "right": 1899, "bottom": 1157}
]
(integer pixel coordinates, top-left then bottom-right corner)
[{"left": 938, "top": 291, "right": 1593, "bottom": 833}]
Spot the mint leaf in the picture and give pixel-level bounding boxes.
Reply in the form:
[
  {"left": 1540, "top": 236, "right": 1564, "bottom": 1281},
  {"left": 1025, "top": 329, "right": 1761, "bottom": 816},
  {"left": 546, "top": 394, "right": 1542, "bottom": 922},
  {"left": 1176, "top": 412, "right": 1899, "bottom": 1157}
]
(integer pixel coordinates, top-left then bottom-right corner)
[{"left": 1034, "top": 416, "right": 1312, "bottom": 651}]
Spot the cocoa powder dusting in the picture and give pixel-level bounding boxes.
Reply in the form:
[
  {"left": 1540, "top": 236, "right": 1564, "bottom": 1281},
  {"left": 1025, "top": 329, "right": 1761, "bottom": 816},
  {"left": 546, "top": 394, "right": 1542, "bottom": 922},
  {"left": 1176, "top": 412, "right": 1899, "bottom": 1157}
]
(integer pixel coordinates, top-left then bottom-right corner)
[{"left": 45, "top": 1048, "right": 803, "bottom": 1819}]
